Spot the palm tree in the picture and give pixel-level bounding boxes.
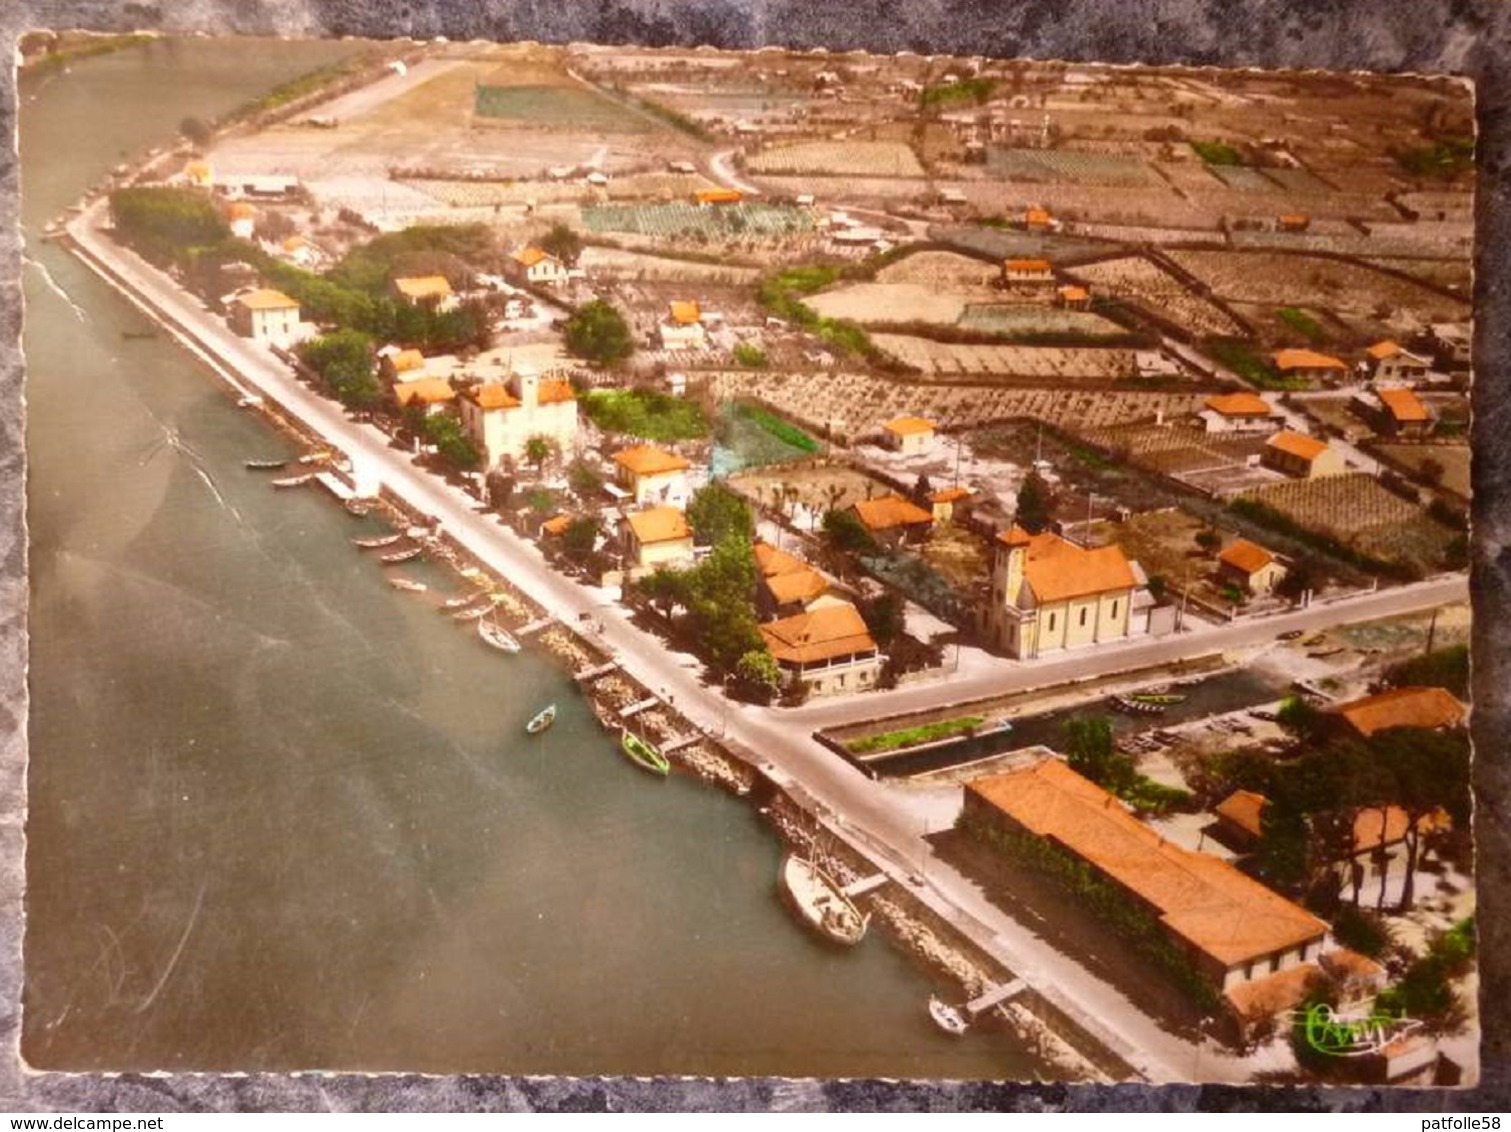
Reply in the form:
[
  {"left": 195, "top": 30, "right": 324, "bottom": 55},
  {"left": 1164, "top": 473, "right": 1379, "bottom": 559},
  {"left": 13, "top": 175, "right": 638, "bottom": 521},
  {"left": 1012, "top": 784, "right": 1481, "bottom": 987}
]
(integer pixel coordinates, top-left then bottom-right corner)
[{"left": 524, "top": 433, "right": 556, "bottom": 476}]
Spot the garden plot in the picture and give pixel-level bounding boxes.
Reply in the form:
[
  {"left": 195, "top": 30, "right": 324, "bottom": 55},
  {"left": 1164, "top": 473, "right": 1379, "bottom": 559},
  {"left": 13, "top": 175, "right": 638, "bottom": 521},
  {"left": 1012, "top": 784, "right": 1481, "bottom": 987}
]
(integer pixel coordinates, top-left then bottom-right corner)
[
  {"left": 947, "top": 180, "right": 1205, "bottom": 229},
  {"left": 1260, "top": 167, "right": 1336, "bottom": 194},
  {"left": 871, "top": 335, "right": 1138, "bottom": 379},
  {"left": 1150, "top": 161, "right": 1224, "bottom": 192},
  {"left": 473, "top": 83, "right": 654, "bottom": 132},
  {"left": 929, "top": 224, "right": 1117, "bottom": 265},
  {"left": 1163, "top": 250, "right": 1472, "bottom": 324},
  {"left": 984, "top": 147, "right": 1158, "bottom": 187},
  {"left": 730, "top": 463, "right": 887, "bottom": 520},
  {"left": 581, "top": 201, "right": 814, "bottom": 241},
  {"left": 745, "top": 140, "right": 924, "bottom": 178},
  {"left": 1066, "top": 256, "right": 1245, "bottom": 337},
  {"left": 577, "top": 246, "right": 761, "bottom": 285},
  {"left": 1181, "top": 186, "right": 1400, "bottom": 223},
  {"left": 957, "top": 305, "right": 1126, "bottom": 338},
  {"left": 704, "top": 370, "right": 1205, "bottom": 439},
  {"left": 1360, "top": 258, "right": 1472, "bottom": 293},
  {"left": 1240, "top": 474, "right": 1446, "bottom": 569}
]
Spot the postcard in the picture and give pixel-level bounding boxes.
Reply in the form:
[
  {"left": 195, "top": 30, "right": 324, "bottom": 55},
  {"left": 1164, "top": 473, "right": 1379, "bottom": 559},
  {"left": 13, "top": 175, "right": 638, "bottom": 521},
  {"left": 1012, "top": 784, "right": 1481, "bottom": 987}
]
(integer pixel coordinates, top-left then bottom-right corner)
[{"left": 17, "top": 31, "right": 1477, "bottom": 1091}]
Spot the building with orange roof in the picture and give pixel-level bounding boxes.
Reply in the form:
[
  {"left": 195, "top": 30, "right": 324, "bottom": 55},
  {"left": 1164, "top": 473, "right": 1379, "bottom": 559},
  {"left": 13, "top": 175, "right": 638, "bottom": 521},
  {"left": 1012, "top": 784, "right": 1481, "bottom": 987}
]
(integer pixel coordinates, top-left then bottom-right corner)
[
  {"left": 928, "top": 485, "right": 974, "bottom": 525},
  {"left": 393, "top": 377, "right": 457, "bottom": 414},
  {"left": 1277, "top": 214, "right": 1310, "bottom": 232},
  {"left": 695, "top": 188, "right": 742, "bottom": 205},
  {"left": 1354, "top": 386, "right": 1435, "bottom": 438},
  {"left": 392, "top": 274, "right": 459, "bottom": 312},
  {"left": 506, "top": 245, "right": 569, "bottom": 286},
  {"left": 961, "top": 758, "right": 1329, "bottom": 1007},
  {"left": 881, "top": 415, "right": 937, "bottom": 456},
  {"left": 1199, "top": 391, "right": 1279, "bottom": 434},
  {"left": 658, "top": 300, "right": 707, "bottom": 350},
  {"left": 225, "top": 200, "right": 256, "bottom": 239},
  {"left": 1364, "top": 339, "right": 1431, "bottom": 383},
  {"left": 1056, "top": 284, "right": 1091, "bottom": 310},
  {"left": 1217, "top": 537, "right": 1287, "bottom": 595},
  {"left": 541, "top": 513, "right": 575, "bottom": 538},
  {"left": 1001, "top": 257, "right": 1055, "bottom": 284},
  {"left": 612, "top": 444, "right": 692, "bottom": 508},
  {"left": 759, "top": 601, "right": 880, "bottom": 696},
  {"left": 1323, "top": 686, "right": 1467, "bottom": 739},
  {"left": 982, "top": 526, "right": 1158, "bottom": 658},
  {"left": 1271, "top": 348, "right": 1348, "bottom": 383},
  {"left": 227, "top": 287, "right": 301, "bottom": 346},
  {"left": 184, "top": 160, "right": 214, "bottom": 188},
  {"left": 619, "top": 506, "right": 695, "bottom": 573},
  {"left": 851, "top": 494, "right": 935, "bottom": 547},
  {"left": 1261, "top": 430, "right": 1346, "bottom": 478},
  {"left": 754, "top": 541, "right": 838, "bottom": 618},
  {"left": 378, "top": 346, "right": 428, "bottom": 383},
  {"left": 1023, "top": 207, "right": 1055, "bottom": 232},
  {"left": 456, "top": 366, "right": 578, "bottom": 470}
]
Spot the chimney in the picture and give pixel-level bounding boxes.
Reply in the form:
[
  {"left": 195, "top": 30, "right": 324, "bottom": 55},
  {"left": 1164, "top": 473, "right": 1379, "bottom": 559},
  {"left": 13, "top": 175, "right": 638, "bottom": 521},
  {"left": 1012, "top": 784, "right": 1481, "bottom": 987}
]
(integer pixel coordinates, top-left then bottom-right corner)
[{"left": 515, "top": 365, "right": 540, "bottom": 408}]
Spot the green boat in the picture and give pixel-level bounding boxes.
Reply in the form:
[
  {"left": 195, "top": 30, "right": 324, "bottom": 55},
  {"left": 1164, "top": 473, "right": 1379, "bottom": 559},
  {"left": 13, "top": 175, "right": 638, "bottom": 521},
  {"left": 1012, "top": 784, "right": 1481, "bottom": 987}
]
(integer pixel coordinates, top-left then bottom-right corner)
[{"left": 620, "top": 729, "right": 669, "bottom": 776}]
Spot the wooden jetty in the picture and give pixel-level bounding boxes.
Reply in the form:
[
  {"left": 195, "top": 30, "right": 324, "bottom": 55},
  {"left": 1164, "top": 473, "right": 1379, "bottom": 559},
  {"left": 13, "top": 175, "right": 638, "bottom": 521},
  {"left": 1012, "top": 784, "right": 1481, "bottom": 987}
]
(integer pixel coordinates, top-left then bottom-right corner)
[
  {"left": 840, "top": 873, "right": 891, "bottom": 899},
  {"left": 620, "top": 697, "right": 659, "bottom": 719},
  {"left": 965, "top": 978, "right": 1027, "bottom": 1017},
  {"left": 517, "top": 616, "right": 555, "bottom": 637},
  {"left": 575, "top": 659, "right": 620, "bottom": 682}
]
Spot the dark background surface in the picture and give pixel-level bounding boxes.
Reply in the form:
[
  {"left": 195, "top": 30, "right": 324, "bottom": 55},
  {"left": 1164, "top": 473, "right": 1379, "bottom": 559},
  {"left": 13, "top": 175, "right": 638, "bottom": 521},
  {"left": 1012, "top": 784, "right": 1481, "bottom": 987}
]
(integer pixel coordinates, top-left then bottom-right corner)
[{"left": 0, "top": 0, "right": 1507, "bottom": 1113}]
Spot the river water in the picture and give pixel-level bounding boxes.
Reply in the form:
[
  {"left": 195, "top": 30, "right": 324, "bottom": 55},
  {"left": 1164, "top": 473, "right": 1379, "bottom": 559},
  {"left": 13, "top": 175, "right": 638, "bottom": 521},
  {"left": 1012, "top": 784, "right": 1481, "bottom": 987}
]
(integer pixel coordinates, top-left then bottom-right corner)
[{"left": 20, "top": 39, "right": 1039, "bottom": 1078}]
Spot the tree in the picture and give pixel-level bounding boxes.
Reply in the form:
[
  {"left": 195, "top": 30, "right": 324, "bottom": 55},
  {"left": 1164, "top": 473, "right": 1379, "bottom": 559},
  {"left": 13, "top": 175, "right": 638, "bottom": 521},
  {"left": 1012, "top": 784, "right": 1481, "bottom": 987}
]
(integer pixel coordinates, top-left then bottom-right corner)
[
  {"left": 735, "top": 649, "right": 782, "bottom": 698},
  {"left": 424, "top": 414, "right": 480, "bottom": 470},
  {"left": 560, "top": 516, "right": 600, "bottom": 563},
  {"left": 109, "top": 186, "right": 230, "bottom": 263},
  {"left": 1419, "top": 456, "right": 1445, "bottom": 487},
  {"left": 567, "top": 456, "right": 605, "bottom": 500},
  {"left": 179, "top": 116, "right": 214, "bottom": 147},
  {"left": 564, "top": 299, "right": 633, "bottom": 365},
  {"left": 861, "top": 592, "right": 905, "bottom": 649},
  {"left": 681, "top": 536, "right": 764, "bottom": 672},
  {"left": 1275, "top": 554, "right": 1324, "bottom": 603},
  {"left": 1195, "top": 527, "right": 1222, "bottom": 557},
  {"left": 538, "top": 222, "right": 584, "bottom": 267},
  {"left": 1371, "top": 727, "right": 1470, "bottom": 911},
  {"left": 822, "top": 508, "right": 876, "bottom": 555},
  {"left": 297, "top": 329, "right": 380, "bottom": 409},
  {"left": 1385, "top": 644, "right": 1469, "bottom": 699},
  {"left": 1275, "top": 695, "right": 1323, "bottom": 738},
  {"left": 687, "top": 482, "right": 753, "bottom": 547},
  {"left": 911, "top": 473, "right": 934, "bottom": 507},
  {"left": 1014, "top": 472, "right": 1053, "bottom": 533},
  {"left": 1063, "top": 715, "right": 1135, "bottom": 794},
  {"left": 524, "top": 433, "right": 557, "bottom": 474}
]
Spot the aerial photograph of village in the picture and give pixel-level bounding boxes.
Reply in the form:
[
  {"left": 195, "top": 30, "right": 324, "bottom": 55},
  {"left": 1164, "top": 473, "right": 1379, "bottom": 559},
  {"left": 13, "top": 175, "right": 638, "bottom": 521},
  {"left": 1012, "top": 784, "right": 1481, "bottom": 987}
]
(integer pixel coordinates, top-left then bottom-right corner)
[{"left": 19, "top": 32, "right": 1476, "bottom": 1089}]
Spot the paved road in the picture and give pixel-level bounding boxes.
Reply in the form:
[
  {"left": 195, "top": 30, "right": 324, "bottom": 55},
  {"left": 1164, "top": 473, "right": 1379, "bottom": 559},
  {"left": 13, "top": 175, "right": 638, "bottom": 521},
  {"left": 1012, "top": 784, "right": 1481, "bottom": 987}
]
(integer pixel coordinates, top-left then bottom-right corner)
[
  {"left": 66, "top": 203, "right": 1467, "bottom": 1084},
  {"left": 707, "top": 149, "right": 763, "bottom": 196}
]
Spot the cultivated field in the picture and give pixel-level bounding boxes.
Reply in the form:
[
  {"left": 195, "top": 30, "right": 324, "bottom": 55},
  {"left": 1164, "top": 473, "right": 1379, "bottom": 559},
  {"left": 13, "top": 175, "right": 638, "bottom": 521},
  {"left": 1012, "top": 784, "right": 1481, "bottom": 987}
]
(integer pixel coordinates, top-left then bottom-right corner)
[
  {"left": 1078, "top": 423, "right": 1268, "bottom": 475},
  {"left": 1375, "top": 443, "right": 1472, "bottom": 499},
  {"left": 804, "top": 283, "right": 972, "bottom": 327},
  {"left": 870, "top": 335, "right": 1139, "bottom": 379},
  {"left": 1066, "top": 256, "right": 1245, "bottom": 337},
  {"left": 746, "top": 140, "right": 925, "bottom": 178},
  {"left": 984, "top": 148, "right": 1159, "bottom": 187},
  {"left": 957, "top": 305, "right": 1127, "bottom": 338},
  {"left": 577, "top": 246, "right": 761, "bottom": 285},
  {"left": 874, "top": 250, "right": 1001, "bottom": 290},
  {"left": 704, "top": 371, "right": 1205, "bottom": 437},
  {"left": 1240, "top": 474, "right": 1449, "bottom": 569},
  {"left": 731, "top": 462, "right": 886, "bottom": 517},
  {"left": 582, "top": 201, "right": 814, "bottom": 241},
  {"left": 1164, "top": 250, "right": 1472, "bottom": 325}
]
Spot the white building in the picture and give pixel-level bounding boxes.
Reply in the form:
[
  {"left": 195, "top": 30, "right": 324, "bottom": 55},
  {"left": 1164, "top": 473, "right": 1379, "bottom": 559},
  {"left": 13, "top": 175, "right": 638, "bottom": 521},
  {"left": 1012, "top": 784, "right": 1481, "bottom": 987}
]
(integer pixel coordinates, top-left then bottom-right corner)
[{"left": 457, "top": 367, "right": 578, "bottom": 470}]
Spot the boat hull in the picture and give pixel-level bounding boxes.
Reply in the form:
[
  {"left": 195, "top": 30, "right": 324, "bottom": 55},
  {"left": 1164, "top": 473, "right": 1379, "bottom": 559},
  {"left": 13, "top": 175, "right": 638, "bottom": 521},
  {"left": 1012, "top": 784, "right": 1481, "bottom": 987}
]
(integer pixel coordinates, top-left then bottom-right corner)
[
  {"left": 778, "top": 855, "right": 869, "bottom": 946},
  {"left": 620, "top": 730, "right": 669, "bottom": 776}
]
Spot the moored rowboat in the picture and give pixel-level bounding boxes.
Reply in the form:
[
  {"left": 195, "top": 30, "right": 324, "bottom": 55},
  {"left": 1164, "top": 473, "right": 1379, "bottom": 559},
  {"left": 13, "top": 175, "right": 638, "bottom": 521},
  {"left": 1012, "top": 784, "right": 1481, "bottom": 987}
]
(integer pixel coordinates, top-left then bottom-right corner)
[
  {"left": 620, "top": 729, "right": 670, "bottom": 776},
  {"left": 271, "top": 473, "right": 317, "bottom": 488},
  {"left": 478, "top": 619, "right": 521, "bottom": 653},
  {"left": 389, "top": 578, "right": 427, "bottom": 593},
  {"left": 352, "top": 533, "right": 403, "bottom": 549},
  {"left": 244, "top": 458, "right": 288, "bottom": 470},
  {"left": 380, "top": 546, "right": 422, "bottom": 564},
  {"left": 525, "top": 704, "right": 556, "bottom": 735},
  {"left": 928, "top": 996, "right": 970, "bottom": 1036}
]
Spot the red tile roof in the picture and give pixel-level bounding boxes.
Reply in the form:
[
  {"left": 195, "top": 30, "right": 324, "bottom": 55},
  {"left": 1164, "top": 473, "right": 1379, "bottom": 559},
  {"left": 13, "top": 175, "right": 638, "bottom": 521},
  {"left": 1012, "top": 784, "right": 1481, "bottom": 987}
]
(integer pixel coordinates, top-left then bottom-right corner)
[
  {"left": 853, "top": 494, "right": 934, "bottom": 531},
  {"left": 1205, "top": 392, "right": 1273, "bottom": 418},
  {"left": 760, "top": 602, "right": 876, "bottom": 665},
  {"left": 393, "top": 275, "right": 453, "bottom": 301},
  {"left": 968, "top": 759, "right": 1328, "bottom": 970},
  {"left": 883, "top": 416, "right": 936, "bottom": 437},
  {"left": 1215, "top": 789, "right": 1267, "bottom": 840},
  {"left": 1325, "top": 686, "right": 1467, "bottom": 738},
  {"left": 1004, "top": 257, "right": 1052, "bottom": 272},
  {"left": 1266, "top": 430, "right": 1329, "bottom": 462},
  {"left": 1017, "top": 529, "right": 1137, "bottom": 604},
  {"left": 1378, "top": 387, "right": 1431, "bottom": 423},
  {"left": 1272, "top": 348, "right": 1347, "bottom": 372},
  {"left": 234, "top": 288, "right": 299, "bottom": 311},
  {"left": 623, "top": 506, "right": 692, "bottom": 545},
  {"left": 393, "top": 377, "right": 456, "bottom": 407},
  {"left": 613, "top": 444, "right": 690, "bottom": 476},
  {"left": 1219, "top": 538, "right": 1276, "bottom": 575}
]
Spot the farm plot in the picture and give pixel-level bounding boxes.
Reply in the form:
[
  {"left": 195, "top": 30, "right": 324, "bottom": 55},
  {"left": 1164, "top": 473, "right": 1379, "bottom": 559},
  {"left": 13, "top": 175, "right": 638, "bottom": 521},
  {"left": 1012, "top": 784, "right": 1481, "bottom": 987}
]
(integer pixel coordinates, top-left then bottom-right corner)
[
  {"left": 730, "top": 463, "right": 886, "bottom": 518},
  {"left": 581, "top": 201, "right": 814, "bottom": 241},
  {"left": 577, "top": 246, "right": 761, "bottom": 285},
  {"left": 473, "top": 84, "right": 653, "bottom": 132},
  {"left": 1085, "top": 510, "right": 1229, "bottom": 606},
  {"left": 1078, "top": 423, "right": 1268, "bottom": 475},
  {"left": 871, "top": 335, "right": 1138, "bottom": 380},
  {"left": 1240, "top": 474, "right": 1444, "bottom": 568},
  {"left": 1375, "top": 443, "right": 1471, "bottom": 499},
  {"left": 1150, "top": 161, "right": 1224, "bottom": 192},
  {"left": 1359, "top": 258, "right": 1472, "bottom": 293},
  {"left": 874, "top": 250, "right": 1000, "bottom": 290},
  {"left": 804, "top": 283, "right": 967, "bottom": 328},
  {"left": 703, "top": 370, "right": 1207, "bottom": 438},
  {"left": 1066, "top": 256, "right": 1245, "bottom": 337},
  {"left": 930, "top": 224, "right": 1118, "bottom": 265},
  {"left": 745, "top": 140, "right": 924, "bottom": 178},
  {"left": 985, "top": 147, "right": 1158, "bottom": 186},
  {"left": 1260, "top": 167, "right": 1336, "bottom": 194},
  {"left": 1206, "top": 165, "right": 1282, "bottom": 192},
  {"left": 957, "top": 305, "right": 1127, "bottom": 339},
  {"left": 1163, "top": 250, "right": 1472, "bottom": 324}
]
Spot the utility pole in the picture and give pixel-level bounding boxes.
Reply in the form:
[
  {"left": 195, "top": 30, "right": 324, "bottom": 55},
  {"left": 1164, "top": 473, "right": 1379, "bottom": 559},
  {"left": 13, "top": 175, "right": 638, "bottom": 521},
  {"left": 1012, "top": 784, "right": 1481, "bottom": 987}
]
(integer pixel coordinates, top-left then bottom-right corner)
[{"left": 1425, "top": 606, "right": 1439, "bottom": 655}]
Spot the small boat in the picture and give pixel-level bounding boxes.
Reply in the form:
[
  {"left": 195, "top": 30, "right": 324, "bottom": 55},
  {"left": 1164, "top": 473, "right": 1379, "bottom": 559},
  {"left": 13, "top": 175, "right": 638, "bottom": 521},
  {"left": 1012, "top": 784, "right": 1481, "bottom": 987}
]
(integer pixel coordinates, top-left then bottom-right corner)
[
  {"left": 298, "top": 452, "right": 333, "bottom": 466},
  {"left": 779, "top": 855, "right": 869, "bottom": 946},
  {"left": 236, "top": 395, "right": 263, "bottom": 408},
  {"left": 620, "top": 729, "right": 670, "bottom": 776},
  {"left": 345, "top": 499, "right": 372, "bottom": 517},
  {"left": 352, "top": 532, "right": 403, "bottom": 549},
  {"left": 1127, "top": 693, "right": 1186, "bottom": 706},
  {"left": 271, "top": 473, "right": 317, "bottom": 488},
  {"left": 526, "top": 704, "right": 557, "bottom": 735},
  {"left": 452, "top": 599, "right": 499, "bottom": 622},
  {"left": 380, "top": 546, "right": 423, "bottom": 565},
  {"left": 244, "top": 458, "right": 288, "bottom": 470},
  {"left": 928, "top": 996, "right": 971, "bottom": 1036},
  {"left": 443, "top": 591, "right": 489, "bottom": 610},
  {"left": 1112, "top": 695, "right": 1165, "bottom": 715},
  {"left": 389, "top": 578, "right": 427, "bottom": 593},
  {"left": 478, "top": 619, "right": 521, "bottom": 653}
]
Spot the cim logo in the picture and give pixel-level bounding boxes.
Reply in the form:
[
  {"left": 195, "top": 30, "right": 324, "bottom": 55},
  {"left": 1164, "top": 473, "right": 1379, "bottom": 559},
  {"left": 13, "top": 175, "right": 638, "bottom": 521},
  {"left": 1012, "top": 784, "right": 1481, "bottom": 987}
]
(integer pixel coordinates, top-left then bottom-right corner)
[{"left": 1294, "top": 1002, "right": 1422, "bottom": 1057}]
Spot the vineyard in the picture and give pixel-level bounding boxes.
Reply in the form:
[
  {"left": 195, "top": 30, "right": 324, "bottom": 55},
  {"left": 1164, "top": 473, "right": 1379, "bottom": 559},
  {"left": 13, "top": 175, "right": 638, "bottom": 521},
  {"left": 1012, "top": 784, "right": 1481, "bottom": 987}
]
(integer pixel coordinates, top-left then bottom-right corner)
[
  {"left": 1260, "top": 167, "right": 1336, "bottom": 194},
  {"left": 984, "top": 147, "right": 1158, "bottom": 186},
  {"left": 804, "top": 283, "right": 970, "bottom": 328},
  {"left": 745, "top": 140, "right": 925, "bottom": 178},
  {"left": 581, "top": 201, "right": 814, "bottom": 241},
  {"left": 1163, "top": 250, "right": 1472, "bottom": 323},
  {"left": 1240, "top": 473, "right": 1448, "bottom": 569},
  {"left": 870, "top": 335, "right": 1139, "bottom": 379},
  {"left": 956, "top": 305, "right": 1126, "bottom": 338},
  {"left": 1206, "top": 165, "right": 1282, "bottom": 192},
  {"left": 1066, "top": 256, "right": 1245, "bottom": 337},
  {"left": 472, "top": 84, "right": 651, "bottom": 132},
  {"left": 874, "top": 250, "right": 1000, "bottom": 290}
]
